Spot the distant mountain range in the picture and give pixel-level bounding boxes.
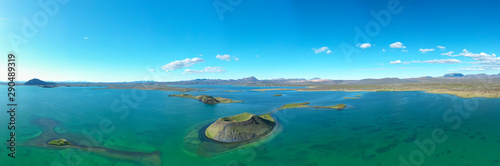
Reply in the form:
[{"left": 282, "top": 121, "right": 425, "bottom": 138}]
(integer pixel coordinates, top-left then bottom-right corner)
[
  {"left": 10, "top": 73, "right": 500, "bottom": 86},
  {"left": 168, "top": 73, "right": 500, "bottom": 85},
  {"left": 24, "top": 78, "right": 56, "bottom": 86}
]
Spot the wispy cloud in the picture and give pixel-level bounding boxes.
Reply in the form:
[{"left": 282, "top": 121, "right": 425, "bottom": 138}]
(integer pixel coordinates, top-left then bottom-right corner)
[
  {"left": 183, "top": 67, "right": 226, "bottom": 74},
  {"left": 161, "top": 58, "right": 204, "bottom": 72},
  {"left": 419, "top": 48, "right": 435, "bottom": 54},
  {"left": 441, "top": 51, "right": 454, "bottom": 56},
  {"left": 355, "top": 67, "right": 423, "bottom": 71},
  {"left": 0, "top": 17, "right": 9, "bottom": 21},
  {"left": 390, "top": 59, "right": 461, "bottom": 65},
  {"left": 437, "top": 46, "right": 446, "bottom": 50},
  {"left": 390, "top": 60, "right": 402, "bottom": 64},
  {"left": 357, "top": 43, "right": 372, "bottom": 49},
  {"left": 389, "top": 42, "right": 406, "bottom": 49},
  {"left": 313, "top": 47, "right": 331, "bottom": 54},
  {"left": 216, "top": 54, "right": 231, "bottom": 61},
  {"left": 422, "top": 59, "right": 461, "bottom": 64},
  {"left": 446, "top": 49, "right": 500, "bottom": 71},
  {"left": 84, "top": 37, "right": 89, "bottom": 40}
]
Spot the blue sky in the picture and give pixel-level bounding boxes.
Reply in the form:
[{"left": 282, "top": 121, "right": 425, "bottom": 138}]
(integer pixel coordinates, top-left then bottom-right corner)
[{"left": 1, "top": 0, "right": 499, "bottom": 82}]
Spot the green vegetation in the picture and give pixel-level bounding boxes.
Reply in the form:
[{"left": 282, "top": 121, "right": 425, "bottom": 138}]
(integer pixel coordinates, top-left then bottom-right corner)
[
  {"left": 169, "top": 94, "right": 244, "bottom": 104},
  {"left": 344, "top": 97, "right": 362, "bottom": 99},
  {"left": 205, "top": 113, "right": 275, "bottom": 142},
  {"left": 278, "top": 102, "right": 311, "bottom": 109},
  {"left": 355, "top": 95, "right": 362, "bottom": 97},
  {"left": 220, "top": 113, "right": 253, "bottom": 122},
  {"left": 251, "top": 81, "right": 500, "bottom": 98},
  {"left": 278, "top": 102, "right": 346, "bottom": 110},
  {"left": 48, "top": 139, "right": 72, "bottom": 146},
  {"left": 273, "top": 94, "right": 282, "bottom": 97},
  {"left": 258, "top": 113, "right": 275, "bottom": 123}
]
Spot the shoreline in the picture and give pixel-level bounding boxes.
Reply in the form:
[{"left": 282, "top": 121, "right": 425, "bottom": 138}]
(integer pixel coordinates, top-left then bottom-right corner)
[{"left": 251, "top": 88, "right": 500, "bottom": 99}]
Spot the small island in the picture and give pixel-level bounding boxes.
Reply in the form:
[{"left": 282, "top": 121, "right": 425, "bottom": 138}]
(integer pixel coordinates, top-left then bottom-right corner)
[
  {"left": 48, "top": 139, "right": 72, "bottom": 146},
  {"left": 278, "top": 102, "right": 346, "bottom": 110},
  {"left": 344, "top": 97, "right": 362, "bottom": 99},
  {"left": 273, "top": 94, "right": 282, "bottom": 97},
  {"left": 205, "top": 113, "right": 275, "bottom": 143},
  {"left": 169, "top": 94, "right": 244, "bottom": 104}
]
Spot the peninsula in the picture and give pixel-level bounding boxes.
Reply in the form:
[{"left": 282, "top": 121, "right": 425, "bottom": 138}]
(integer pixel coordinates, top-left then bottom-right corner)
[
  {"left": 277, "top": 102, "right": 346, "bottom": 110},
  {"left": 169, "top": 94, "right": 244, "bottom": 104}
]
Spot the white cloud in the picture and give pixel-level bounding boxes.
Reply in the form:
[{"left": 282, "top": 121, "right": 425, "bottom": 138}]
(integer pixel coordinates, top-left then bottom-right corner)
[
  {"left": 313, "top": 47, "right": 331, "bottom": 54},
  {"left": 183, "top": 67, "right": 226, "bottom": 74},
  {"left": 402, "top": 49, "right": 408, "bottom": 52},
  {"left": 84, "top": 37, "right": 88, "bottom": 39},
  {"left": 382, "top": 49, "right": 386, "bottom": 52},
  {"left": 216, "top": 54, "right": 231, "bottom": 61},
  {"left": 199, "top": 54, "right": 203, "bottom": 56},
  {"left": 326, "top": 50, "right": 332, "bottom": 54},
  {"left": 357, "top": 43, "right": 372, "bottom": 49},
  {"left": 390, "top": 42, "right": 406, "bottom": 49},
  {"left": 234, "top": 57, "right": 240, "bottom": 61},
  {"left": 379, "top": 63, "right": 384, "bottom": 65},
  {"left": 149, "top": 69, "right": 154, "bottom": 72},
  {"left": 437, "top": 46, "right": 446, "bottom": 50},
  {"left": 390, "top": 59, "right": 461, "bottom": 65},
  {"left": 441, "top": 51, "right": 454, "bottom": 56},
  {"left": 419, "top": 48, "right": 435, "bottom": 54},
  {"left": 161, "top": 58, "right": 204, "bottom": 72},
  {"left": 390, "top": 60, "right": 402, "bottom": 64},
  {"left": 444, "top": 49, "right": 499, "bottom": 65},
  {"left": 422, "top": 59, "right": 461, "bottom": 64}
]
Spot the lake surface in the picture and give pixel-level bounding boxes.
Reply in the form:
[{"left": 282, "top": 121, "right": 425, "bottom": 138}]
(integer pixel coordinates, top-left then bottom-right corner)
[{"left": 1, "top": 85, "right": 499, "bottom": 166}]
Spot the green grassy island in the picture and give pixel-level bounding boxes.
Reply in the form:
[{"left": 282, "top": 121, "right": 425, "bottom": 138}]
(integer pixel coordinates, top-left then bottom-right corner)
[
  {"left": 168, "top": 94, "right": 244, "bottom": 104},
  {"left": 48, "top": 139, "right": 72, "bottom": 146},
  {"left": 344, "top": 97, "right": 362, "bottom": 99},
  {"left": 273, "top": 94, "right": 283, "bottom": 97},
  {"left": 278, "top": 102, "right": 346, "bottom": 110},
  {"left": 205, "top": 113, "right": 275, "bottom": 143}
]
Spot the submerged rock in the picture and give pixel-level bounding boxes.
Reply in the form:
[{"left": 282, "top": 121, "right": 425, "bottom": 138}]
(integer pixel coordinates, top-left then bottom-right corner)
[{"left": 205, "top": 113, "right": 275, "bottom": 143}]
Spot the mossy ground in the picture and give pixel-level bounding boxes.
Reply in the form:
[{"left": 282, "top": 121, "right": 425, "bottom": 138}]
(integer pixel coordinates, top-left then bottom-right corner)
[
  {"left": 220, "top": 113, "right": 253, "bottom": 122},
  {"left": 48, "top": 139, "right": 71, "bottom": 146}
]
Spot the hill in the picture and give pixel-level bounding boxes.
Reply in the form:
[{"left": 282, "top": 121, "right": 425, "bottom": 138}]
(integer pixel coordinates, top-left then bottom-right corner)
[{"left": 24, "top": 78, "right": 56, "bottom": 86}]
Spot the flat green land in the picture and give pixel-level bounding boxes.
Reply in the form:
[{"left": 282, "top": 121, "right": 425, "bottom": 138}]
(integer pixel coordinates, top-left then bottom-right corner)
[
  {"left": 273, "top": 94, "right": 283, "bottom": 97},
  {"left": 169, "top": 94, "right": 244, "bottom": 104},
  {"left": 220, "top": 113, "right": 253, "bottom": 122},
  {"left": 48, "top": 139, "right": 72, "bottom": 146},
  {"left": 258, "top": 113, "right": 275, "bottom": 123},
  {"left": 278, "top": 102, "right": 346, "bottom": 110},
  {"left": 251, "top": 81, "right": 500, "bottom": 98}
]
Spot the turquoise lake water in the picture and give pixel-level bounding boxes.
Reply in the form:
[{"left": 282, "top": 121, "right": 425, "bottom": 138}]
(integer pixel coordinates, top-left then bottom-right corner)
[{"left": 1, "top": 85, "right": 500, "bottom": 166}]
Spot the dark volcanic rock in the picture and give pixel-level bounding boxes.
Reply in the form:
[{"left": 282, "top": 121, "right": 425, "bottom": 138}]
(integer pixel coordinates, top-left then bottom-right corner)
[{"left": 205, "top": 113, "right": 275, "bottom": 143}]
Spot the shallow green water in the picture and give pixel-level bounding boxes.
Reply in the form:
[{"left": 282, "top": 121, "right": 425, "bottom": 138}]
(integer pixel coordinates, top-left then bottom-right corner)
[{"left": 1, "top": 85, "right": 499, "bottom": 166}]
